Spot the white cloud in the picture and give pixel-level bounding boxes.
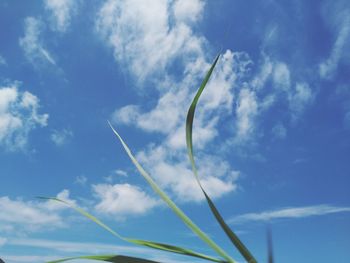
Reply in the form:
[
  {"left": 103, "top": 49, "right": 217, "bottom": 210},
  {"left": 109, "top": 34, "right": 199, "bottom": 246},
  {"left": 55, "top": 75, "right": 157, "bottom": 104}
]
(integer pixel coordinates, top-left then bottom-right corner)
[
  {"left": 229, "top": 204, "right": 350, "bottom": 224},
  {"left": 50, "top": 128, "right": 73, "bottom": 146},
  {"left": 102, "top": 0, "right": 316, "bottom": 205},
  {"left": 0, "top": 190, "right": 73, "bottom": 233},
  {"left": 40, "top": 189, "right": 77, "bottom": 211},
  {"left": 137, "top": 145, "right": 239, "bottom": 202},
  {"left": 100, "top": 0, "right": 251, "bottom": 203},
  {"left": 251, "top": 57, "right": 314, "bottom": 124},
  {"left": 0, "top": 83, "right": 48, "bottom": 151},
  {"left": 173, "top": 0, "right": 204, "bottom": 23},
  {"left": 44, "top": 0, "right": 77, "bottom": 32},
  {"left": 112, "top": 104, "right": 140, "bottom": 125},
  {"left": 251, "top": 55, "right": 273, "bottom": 89},
  {"left": 273, "top": 62, "right": 291, "bottom": 90},
  {"left": 96, "top": 0, "right": 205, "bottom": 82},
  {"left": 19, "top": 17, "right": 56, "bottom": 66},
  {"left": 93, "top": 183, "right": 159, "bottom": 218},
  {"left": 235, "top": 88, "right": 258, "bottom": 141},
  {"left": 114, "top": 169, "right": 128, "bottom": 177},
  {"left": 319, "top": 2, "right": 350, "bottom": 79},
  {"left": 288, "top": 82, "right": 314, "bottom": 121}
]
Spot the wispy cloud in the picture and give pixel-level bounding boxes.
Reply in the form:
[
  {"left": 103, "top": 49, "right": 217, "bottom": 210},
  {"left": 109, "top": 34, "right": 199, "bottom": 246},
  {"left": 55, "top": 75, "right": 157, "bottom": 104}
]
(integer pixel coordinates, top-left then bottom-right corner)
[
  {"left": 75, "top": 175, "right": 87, "bottom": 185},
  {"left": 319, "top": 0, "right": 350, "bottom": 80},
  {"left": 235, "top": 88, "right": 258, "bottom": 141},
  {"left": 229, "top": 205, "right": 350, "bottom": 224},
  {"left": 288, "top": 82, "right": 314, "bottom": 122},
  {"left": 44, "top": 0, "right": 77, "bottom": 32},
  {"left": 19, "top": 17, "right": 56, "bottom": 66},
  {"left": 51, "top": 128, "right": 73, "bottom": 146},
  {"left": 0, "top": 82, "right": 48, "bottom": 151}
]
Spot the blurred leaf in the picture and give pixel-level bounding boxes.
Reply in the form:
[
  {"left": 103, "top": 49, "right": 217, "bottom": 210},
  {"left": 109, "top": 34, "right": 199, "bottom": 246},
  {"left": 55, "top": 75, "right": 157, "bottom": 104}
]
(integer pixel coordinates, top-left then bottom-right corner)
[
  {"left": 38, "top": 197, "right": 225, "bottom": 263},
  {"left": 267, "top": 227, "right": 274, "bottom": 263},
  {"left": 185, "top": 54, "right": 257, "bottom": 263},
  {"left": 47, "top": 254, "right": 161, "bottom": 263}
]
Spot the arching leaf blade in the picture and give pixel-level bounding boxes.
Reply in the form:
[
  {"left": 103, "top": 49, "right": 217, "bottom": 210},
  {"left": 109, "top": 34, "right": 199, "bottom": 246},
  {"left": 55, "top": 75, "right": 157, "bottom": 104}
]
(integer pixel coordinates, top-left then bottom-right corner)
[
  {"left": 108, "top": 122, "right": 236, "bottom": 263},
  {"left": 38, "top": 197, "right": 225, "bottom": 263},
  {"left": 185, "top": 54, "right": 257, "bottom": 263}
]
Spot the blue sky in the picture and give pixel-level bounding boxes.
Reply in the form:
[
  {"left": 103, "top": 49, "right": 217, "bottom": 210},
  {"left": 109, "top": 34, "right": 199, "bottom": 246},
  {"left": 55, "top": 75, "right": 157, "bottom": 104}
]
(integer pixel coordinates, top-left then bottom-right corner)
[{"left": 0, "top": 0, "right": 349, "bottom": 262}]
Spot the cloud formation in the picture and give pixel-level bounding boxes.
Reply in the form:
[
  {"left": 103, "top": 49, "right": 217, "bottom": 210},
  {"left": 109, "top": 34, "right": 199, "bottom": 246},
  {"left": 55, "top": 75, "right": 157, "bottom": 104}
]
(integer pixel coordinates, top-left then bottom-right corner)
[
  {"left": 96, "top": 0, "right": 206, "bottom": 82},
  {"left": 44, "top": 0, "right": 77, "bottom": 32},
  {"left": 93, "top": 183, "right": 159, "bottom": 218},
  {"left": 319, "top": 0, "right": 350, "bottom": 79},
  {"left": 101, "top": 0, "right": 315, "bottom": 204},
  {"left": 19, "top": 17, "right": 56, "bottom": 66},
  {"left": 0, "top": 190, "right": 74, "bottom": 234},
  {"left": 51, "top": 128, "right": 73, "bottom": 146},
  {"left": 0, "top": 83, "right": 48, "bottom": 150},
  {"left": 229, "top": 204, "right": 350, "bottom": 224}
]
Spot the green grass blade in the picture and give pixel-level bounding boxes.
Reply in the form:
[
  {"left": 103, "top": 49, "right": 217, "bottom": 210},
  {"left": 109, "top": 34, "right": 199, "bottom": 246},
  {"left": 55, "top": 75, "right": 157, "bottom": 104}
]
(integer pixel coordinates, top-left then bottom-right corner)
[
  {"left": 108, "top": 122, "right": 236, "bottom": 263},
  {"left": 37, "top": 197, "right": 123, "bottom": 239},
  {"left": 128, "top": 239, "right": 225, "bottom": 263},
  {"left": 38, "top": 197, "right": 225, "bottom": 263},
  {"left": 185, "top": 54, "right": 257, "bottom": 263},
  {"left": 47, "top": 254, "right": 162, "bottom": 263}
]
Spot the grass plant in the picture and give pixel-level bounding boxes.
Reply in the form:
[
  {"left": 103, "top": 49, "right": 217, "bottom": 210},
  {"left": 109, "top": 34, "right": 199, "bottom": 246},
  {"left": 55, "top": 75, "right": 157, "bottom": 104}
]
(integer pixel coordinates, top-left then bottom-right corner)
[{"left": 41, "top": 53, "right": 269, "bottom": 263}]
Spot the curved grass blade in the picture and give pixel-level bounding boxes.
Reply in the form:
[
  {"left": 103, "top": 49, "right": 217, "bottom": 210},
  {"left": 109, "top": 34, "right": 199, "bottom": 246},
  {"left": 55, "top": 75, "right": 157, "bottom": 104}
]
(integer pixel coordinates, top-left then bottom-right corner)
[
  {"left": 130, "top": 239, "right": 225, "bottom": 263},
  {"left": 47, "top": 254, "right": 162, "bottom": 263},
  {"left": 108, "top": 122, "right": 236, "bottom": 263},
  {"left": 185, "top": 54, "right": 257, "bottom": 263},
  {"left": 38, "top": 197, "right": 225, "bottom": 263}
]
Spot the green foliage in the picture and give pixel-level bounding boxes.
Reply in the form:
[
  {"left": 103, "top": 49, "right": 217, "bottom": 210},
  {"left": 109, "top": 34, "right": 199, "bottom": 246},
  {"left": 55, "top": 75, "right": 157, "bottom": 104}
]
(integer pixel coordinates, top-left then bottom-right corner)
[{"left": 42, "top": 53, "right": 261, "bottom": 263}]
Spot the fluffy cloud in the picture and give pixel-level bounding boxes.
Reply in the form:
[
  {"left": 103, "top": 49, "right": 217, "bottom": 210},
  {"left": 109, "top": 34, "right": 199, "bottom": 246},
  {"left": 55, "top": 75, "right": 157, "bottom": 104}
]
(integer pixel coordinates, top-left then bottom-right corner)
[
  {"left": 173, "top": 0, "right": 204, "bottom": 23},
  {"left": 102, "top": 0, "right": 316, "bottom": 204},
  {"left": 137, "top": 145, "right": 239, "bottom": 202},
  {"left": 44, "top": 0, "right": 77, "bottom": 32},
  {"left": 0, "top": 190, "right": 74, "bottom": 234},
  {"left": 93, "top": 183, "right": 159, "bottom": 218},
  {"left": 0, "top": 83, "right": 48, "bottom": 150},
  {"left": 229, "top": 204, "right": 350, "bottom": 224},
  {"left": 19, "top": 17, "right": 56, "bottom": 66},
  {"left": 111, "top": 52, "right": 246, "bottom": 202},
  {"left": 96, "top": 0, "right": 205, "bottom": 82}
]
